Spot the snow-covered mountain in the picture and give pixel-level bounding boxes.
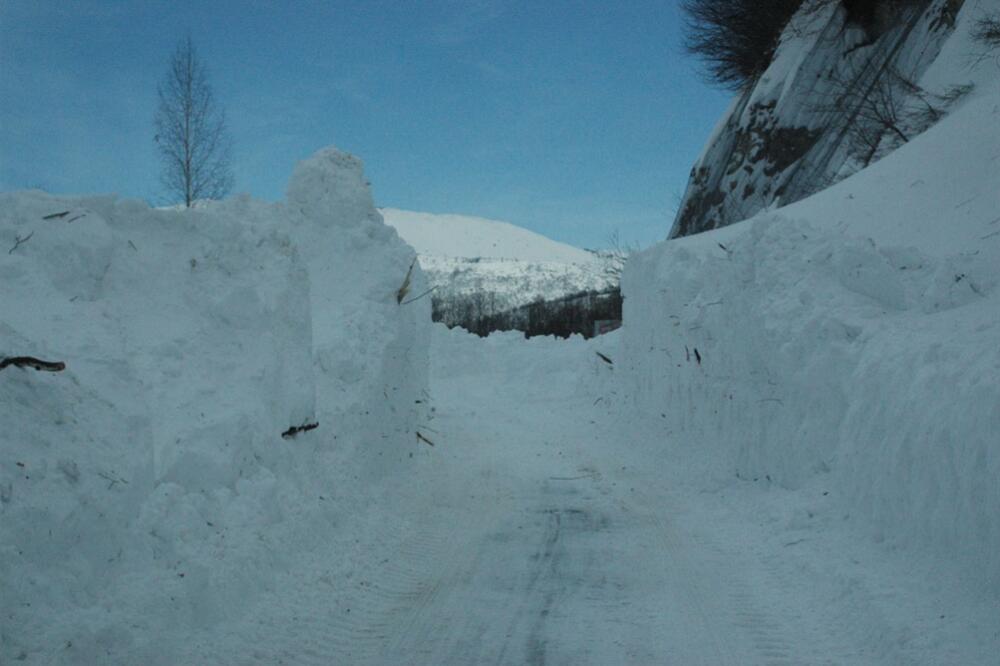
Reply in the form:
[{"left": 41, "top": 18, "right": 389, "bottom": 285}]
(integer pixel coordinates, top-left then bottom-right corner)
[
  {"left": 380, "top": 208, "right": 615, "bottom": 316},
  {"left": 380, "top": 208, "right": 596, "bottom": 264},
  {"left": 672, "top": 0, "right": 969, "bottom": 237}
]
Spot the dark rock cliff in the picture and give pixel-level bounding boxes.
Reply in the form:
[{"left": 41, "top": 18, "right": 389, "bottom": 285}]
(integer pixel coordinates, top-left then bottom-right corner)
[{"left": 671, "top": 0, "right": 965, "bottom": 238}]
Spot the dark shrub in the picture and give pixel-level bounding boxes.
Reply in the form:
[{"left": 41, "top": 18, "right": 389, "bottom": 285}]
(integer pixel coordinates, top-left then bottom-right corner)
[{"left": 681, "top": 0, "right": 804, "bottom": 90}]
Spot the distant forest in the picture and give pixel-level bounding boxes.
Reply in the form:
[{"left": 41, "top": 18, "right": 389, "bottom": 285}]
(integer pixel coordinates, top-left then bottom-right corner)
[{"left": 433, "top": 288, "right": 622, "bottom": 339}]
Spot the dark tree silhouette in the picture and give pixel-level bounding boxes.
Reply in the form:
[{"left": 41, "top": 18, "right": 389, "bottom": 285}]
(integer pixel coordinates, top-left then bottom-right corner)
[
  {"left": 154, "top": 37, "right": 233, "bottom": 207},
  {"left": 681, "top": 0, "right": 804, "bottom": 90}
]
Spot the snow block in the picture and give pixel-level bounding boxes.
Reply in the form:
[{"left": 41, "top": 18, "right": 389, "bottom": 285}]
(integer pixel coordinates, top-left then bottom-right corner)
[
  {"left": 286, "top": 147, "right": 430, "bottom": 481},
  {"left": 623, "top": 214, "right": 999, "bottom": 594},
  {"left": 0, "top": 146, "right": 431, "bottom": 662}
]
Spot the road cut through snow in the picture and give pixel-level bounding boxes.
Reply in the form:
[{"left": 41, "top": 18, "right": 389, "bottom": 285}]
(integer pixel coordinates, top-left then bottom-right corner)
[
  {"left": 358, "top": 327, "right": 997, "bottom": 665},
  {"left": 177, "top": 326, "right": 998, "bottom": 664}
]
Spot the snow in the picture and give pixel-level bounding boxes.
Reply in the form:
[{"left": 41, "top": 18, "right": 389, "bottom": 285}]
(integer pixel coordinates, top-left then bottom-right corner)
[
  {"left": 0, "top": 147, "right": 430, "bottom": 663},
  {"left": 328, "top": 324, "right": 996, "bottom": 664},
  {"left": 621, "top": 78, "right": 1000, "bottom": 610},
  {"left": 380, "top": 208, "right": 597, "bottom": 264},
  {"left": 2, "top": 6, "right": 999, "bottom": 660},
  {"left": 671, "top": 0, "right": 971, "bottom": 236},
  {"left": 380, "top": 207, "right": 615, "bottom": 316}
]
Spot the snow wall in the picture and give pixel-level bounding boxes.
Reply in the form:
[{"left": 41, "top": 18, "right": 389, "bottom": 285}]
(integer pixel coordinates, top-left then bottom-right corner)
[
  {"left": 623, "top": 60, "right": 1000, "bottom": 595},
  {"left": 0, "top": 147, "right": 430, "bottom": 662}
]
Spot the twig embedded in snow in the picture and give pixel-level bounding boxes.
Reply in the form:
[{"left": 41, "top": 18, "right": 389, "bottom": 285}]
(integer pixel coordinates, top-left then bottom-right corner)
[
  {"left": 8, "top": 232, "right": 34, "bottom": 254},
  {"left": 396, "top": 259, "right": 416, "bottom": 304},
  {"left": 400, "top": 285, "right": 437, "bottom": 305},
  {"left": 97, "top": 470, "right": 128, "bottom": 490},
  {"left": 416, "top": 431, "right": 435, "bottom": 447},
  {"left": 282, "top": 422, "right": 319, "bottom": 439},
  {"left": 595, "top": 352, "right": 614, "bottom": 365},
  {"left": 42, "top": 210, "right": 70, "bottom": 220},
  {"left": 0, "top": 356, "right": 66, "bottom": 373}
]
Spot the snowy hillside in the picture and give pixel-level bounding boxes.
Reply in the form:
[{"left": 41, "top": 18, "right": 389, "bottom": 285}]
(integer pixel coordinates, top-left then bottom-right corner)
[
  {"left": 380, "top": 208, "right": 597, "bottom": 264},
  {"left": 0, "top": 148, "right": 431, "bottom": 663},
  {"left": 622, "top": 0, "right": 1000, "bottom": 605},
  {"left": 380, "top": 208, "right": 614, "bottom": 316},
  {"left": 672, "top": 0, "right": 969, "bottom": 237}
]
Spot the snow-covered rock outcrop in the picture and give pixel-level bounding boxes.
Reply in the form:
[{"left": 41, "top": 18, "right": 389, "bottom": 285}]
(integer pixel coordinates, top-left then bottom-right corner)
[
  {"left": 0, "top": 147, "right": 429, "bottom": 662},
  {"left": 671, "top": 0, "right": 970, "bottom": 237}
]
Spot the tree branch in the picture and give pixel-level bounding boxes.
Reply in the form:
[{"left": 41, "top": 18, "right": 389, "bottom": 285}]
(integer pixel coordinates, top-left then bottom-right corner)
[
  {"left": 0, "top": 356, "right": 66, "bottom": 373},
  {"left": 8, "top": 232, "right": 34, "bottom": 254}
]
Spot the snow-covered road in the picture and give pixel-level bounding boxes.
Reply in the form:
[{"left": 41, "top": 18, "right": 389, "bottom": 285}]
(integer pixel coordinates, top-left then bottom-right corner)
[
  {"left": 174, "top": 329, "right": 996, "bottom": 665},
  {"left": 353, "top": 352, "right": 808, "bottom": 664},
  {"left": 353, "top": 330, "right": 996, "bottom": 665}
]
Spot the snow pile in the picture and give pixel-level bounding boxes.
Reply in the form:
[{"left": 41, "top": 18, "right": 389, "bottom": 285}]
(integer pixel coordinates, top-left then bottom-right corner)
[
  {"left": 431, "top": 323, "right": 614, "bottom": 396},
  {"left": 622, "top": 77, "right": 1000, "bottom": 593},
  {"left": 289, "top": 151, "right": 430, "bottom": 480},
  {"left": 0, "top": 147, "right": 429, "bottom": 663}
]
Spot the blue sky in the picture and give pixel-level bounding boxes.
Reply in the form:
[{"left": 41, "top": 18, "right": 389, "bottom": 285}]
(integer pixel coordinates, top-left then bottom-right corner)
[{"left": 0, "top": 0, "right": 731, "bottom": 249}]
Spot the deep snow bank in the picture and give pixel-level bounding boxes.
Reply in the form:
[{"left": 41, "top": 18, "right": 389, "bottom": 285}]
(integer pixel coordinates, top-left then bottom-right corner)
[
  {"left": 287, "top": 149, "right": 431, "bottom": 480},
  {"left": 622, "top": 87, "right": 1000, "bottom": 591},
  {"left": 0, "top": 147, "right": 429, "bottom": 663}
]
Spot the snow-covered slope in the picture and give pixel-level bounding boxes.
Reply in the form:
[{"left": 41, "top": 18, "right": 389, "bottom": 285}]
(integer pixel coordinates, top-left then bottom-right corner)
[
  {"left": 381, "top": 208, "right": 614, "bottom": 318},
  {"left": 0, "top": 148, "right": 431, "bottom": 663},
  {"left": 671, "top": 0, "right": 971, "bottom": 237},
  {"left": 380, "top": 208, "right": 597, "bottom": 264},
  {"left": 622, "top": 3, "right": 1000, "bottom": 600}
]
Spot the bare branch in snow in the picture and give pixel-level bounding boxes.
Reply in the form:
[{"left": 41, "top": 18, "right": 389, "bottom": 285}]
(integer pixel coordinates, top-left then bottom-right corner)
[
  {"left": 0, "top": 356, "right": 66, "bottom": 373},
  {"left": 8, "top": 232, "right": 34, "bottom": 254}
]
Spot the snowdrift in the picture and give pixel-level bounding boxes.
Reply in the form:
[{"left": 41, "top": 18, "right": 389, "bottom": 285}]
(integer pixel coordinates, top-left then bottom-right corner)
[
  {"left": 0, "top": 147, "right": 429, "bottom": 662},
  {"left": 622, "top": 80, "right": 1000, "bottom": 592}
]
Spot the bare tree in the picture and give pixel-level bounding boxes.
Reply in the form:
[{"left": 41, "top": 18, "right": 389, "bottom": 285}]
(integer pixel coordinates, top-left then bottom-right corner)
[
  {"left": 602, "top": 230, "right": 639, "bottom": 281},
  {"left": 818, "top": 59, "right": 967, "bottom": 168},
  {"left": 154, "top": 37, "right": 233, "bottom": 207}
]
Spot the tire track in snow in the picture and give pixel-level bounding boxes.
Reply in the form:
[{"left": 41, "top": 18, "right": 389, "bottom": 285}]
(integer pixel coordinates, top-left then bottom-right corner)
[
  {"left": 169, "top": 483, "right": 481, "bottom": 665},
  {"left": 628, "top": 478, "right": 826, "bottom": 666}
]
